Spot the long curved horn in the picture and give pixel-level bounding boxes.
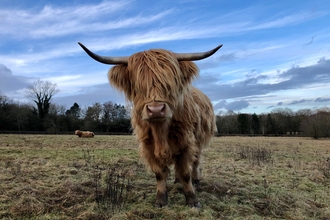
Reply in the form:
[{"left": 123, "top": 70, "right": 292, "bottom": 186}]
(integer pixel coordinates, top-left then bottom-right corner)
[
  {"left": 78, "top": 42, "right": 222, "bottom": 64},
  {"left": 175, "top": 44, "right": 223, "bottom": 61},
  {"left": 78, "top": 42, "right": 129, "bottom": 65}
]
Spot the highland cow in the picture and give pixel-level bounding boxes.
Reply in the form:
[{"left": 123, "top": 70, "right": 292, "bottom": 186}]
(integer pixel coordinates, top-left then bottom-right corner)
[
  {"left": 78, "top": 42, "right": 222, "bottom": 207},
  {"left": 75, "top": 130, "right": 95, "bottom": 138}
]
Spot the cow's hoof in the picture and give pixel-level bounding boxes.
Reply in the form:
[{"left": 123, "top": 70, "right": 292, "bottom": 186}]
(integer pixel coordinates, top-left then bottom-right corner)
[
  {"left": 154, "top": 203, "right": 168, "bottom": 208},
  {"left": 194, "top": 202, "right": 202, "bottom": 208},
  {"left": 154, "top": 199, "right": 168, "bottom": 208},
  {"left": 155, "top": 191, "right": 168, "bottom": 208},
  {"left": 187, "top": 201, "right": 202, "bottom": 208}
]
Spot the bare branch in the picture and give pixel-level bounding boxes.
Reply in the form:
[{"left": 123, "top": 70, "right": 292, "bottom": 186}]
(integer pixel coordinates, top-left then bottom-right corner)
[{"left": 25, "top": 80, "right": 60, "bottom": 120}]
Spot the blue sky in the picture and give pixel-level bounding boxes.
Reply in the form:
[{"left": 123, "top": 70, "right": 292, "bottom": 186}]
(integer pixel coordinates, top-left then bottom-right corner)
[{"left": 1, "top": 0, "right": 330, "bottom": 114}]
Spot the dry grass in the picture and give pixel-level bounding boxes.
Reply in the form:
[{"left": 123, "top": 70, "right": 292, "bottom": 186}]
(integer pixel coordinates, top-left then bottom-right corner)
[{"left": 1, "top": 134, "right": 330, "bottom": 219}]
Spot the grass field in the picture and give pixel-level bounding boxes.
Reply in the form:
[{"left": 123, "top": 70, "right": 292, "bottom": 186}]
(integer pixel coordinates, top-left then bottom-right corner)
[{"left": 0, "top": 134, "right": 330, "bottom": 219}]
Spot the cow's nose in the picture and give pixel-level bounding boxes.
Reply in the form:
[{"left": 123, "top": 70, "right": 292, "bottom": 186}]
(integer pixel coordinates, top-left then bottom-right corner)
[{"left": 147, "top": 103, "right": 165, "bottom": 117}]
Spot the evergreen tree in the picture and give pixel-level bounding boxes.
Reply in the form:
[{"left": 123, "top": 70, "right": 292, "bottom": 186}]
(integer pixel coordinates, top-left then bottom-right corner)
[{"left": 251, "top": 113, "right": 260, "bottom": 134}]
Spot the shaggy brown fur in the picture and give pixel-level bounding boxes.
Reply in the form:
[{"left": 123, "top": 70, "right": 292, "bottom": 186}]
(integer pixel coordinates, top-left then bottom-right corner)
[
  {"left": 75, "top": 130, "right": 95, "bottom": 138},
  {"left": 107, "top": 49, "right": 216, "bottom": 208}
]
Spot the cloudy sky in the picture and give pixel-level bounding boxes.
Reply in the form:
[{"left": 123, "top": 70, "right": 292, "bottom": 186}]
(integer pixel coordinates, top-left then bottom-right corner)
[{"left": 1, "top": 0, "right": 330, "bottom": 114}]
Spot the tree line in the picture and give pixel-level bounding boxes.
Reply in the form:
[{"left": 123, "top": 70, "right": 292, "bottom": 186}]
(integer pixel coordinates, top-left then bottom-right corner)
[
  {"left": 0, "top": 97, "right": 131, "bottom": 134},
  {"left": 0, "top": 80, "right": 131, "bottom": 134},
  {"left": 216, "top": 108, "right": 330, "bottom": 139},
  {"left": 1, "top": 80, "right": 329, "bottom": 138}
]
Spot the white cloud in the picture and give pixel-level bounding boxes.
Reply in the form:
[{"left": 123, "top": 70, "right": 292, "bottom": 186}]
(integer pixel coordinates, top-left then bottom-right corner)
[
  {"left": 44, "top": 72, "right": 109, "bottom": 95},
  {"left": 0, "top": 1, "right": 130, "bottom": 38},
  {"left": 29, "top": 10, "right": 173, "bottom": 38},
  {"left": 246, "top": 11, "right": 324, "bottom": 30}
]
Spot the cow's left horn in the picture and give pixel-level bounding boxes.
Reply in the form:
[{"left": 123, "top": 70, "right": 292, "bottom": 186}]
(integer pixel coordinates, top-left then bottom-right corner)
[
  {"left": 175, "top": 44, "right": 223, "bottom": 61},
  {"left": 78, "top": 42, "right": 129, "bottom": 65}
]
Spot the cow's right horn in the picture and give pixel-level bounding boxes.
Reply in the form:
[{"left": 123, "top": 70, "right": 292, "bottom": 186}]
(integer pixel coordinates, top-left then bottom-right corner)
[
  {"left": 175, "top": 44, "right": 223, "bottom": 61},
  {"left": 78, "top": 42, "right": 129, "bottom": 65}
]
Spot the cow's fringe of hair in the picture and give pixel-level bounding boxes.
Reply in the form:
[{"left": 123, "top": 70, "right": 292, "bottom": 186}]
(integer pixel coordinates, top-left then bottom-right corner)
[{"left": 108, "top": 50, "right": 198, "bottom": 108}]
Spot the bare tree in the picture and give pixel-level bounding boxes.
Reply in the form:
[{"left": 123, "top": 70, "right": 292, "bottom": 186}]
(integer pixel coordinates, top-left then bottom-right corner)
[
  {"left": 25, "top": 80, "right": 60, "bottom": 120},
  {"left": 301, "top": 109, "right": 330, "bottom": 139},
  {"left": 0, "top": 90, "right": 11, "bottom": 107},
  {"left": 83, "top": 102, "right": 103, "bottom": 131}
]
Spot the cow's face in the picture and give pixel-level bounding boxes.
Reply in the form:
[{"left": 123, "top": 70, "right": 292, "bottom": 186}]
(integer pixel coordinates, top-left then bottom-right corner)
[
  {"left": 108, "top": 49, "right": 198, "bottom": 122},
  {"left": 75, "top": 130, "right": 82, "bottom": 137}
]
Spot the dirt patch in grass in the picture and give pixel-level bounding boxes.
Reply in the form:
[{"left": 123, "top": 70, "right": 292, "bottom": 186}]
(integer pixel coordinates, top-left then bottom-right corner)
[{"left": 1, "top": 134, "right": 330, "bottom": 219}]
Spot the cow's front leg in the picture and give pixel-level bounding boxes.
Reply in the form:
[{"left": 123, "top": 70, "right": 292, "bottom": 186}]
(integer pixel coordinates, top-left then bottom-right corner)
[
  {"left": 154, "top": 166, "right": 170, "bottom": 207},
  {"left": 175, "top": 154, "right": 201, "bottom": 208},
  {"left": 192, "top": 157, "right": 201, "bottom": 187},
  {"left": 182, "top": 173, "right": 201, "bottom": 208},
  {"left": 140, "top": 141, "right": 170, "bottom": 207}
]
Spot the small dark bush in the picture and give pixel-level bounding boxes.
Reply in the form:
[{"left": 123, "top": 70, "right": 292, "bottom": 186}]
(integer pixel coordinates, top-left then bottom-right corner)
[{"left": 237, "top": 146, "right": 272, "bottom": 166}]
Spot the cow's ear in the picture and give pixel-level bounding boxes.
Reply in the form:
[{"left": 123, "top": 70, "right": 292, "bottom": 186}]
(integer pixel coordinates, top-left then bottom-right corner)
[
  {"left": 179, "top": 61, "right": 199, "bottom": 85},
  {"left": 108, "top": 65, "right": 132, "bottom": 100}
]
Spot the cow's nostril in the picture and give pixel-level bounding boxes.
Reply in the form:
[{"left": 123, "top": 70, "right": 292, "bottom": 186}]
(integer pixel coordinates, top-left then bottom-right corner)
[
  {"left": 160, "top": 105, "right": 165, "bottom": 113},
  {"left": 147, "top": 106, "right": 152, "bottom": 114}
]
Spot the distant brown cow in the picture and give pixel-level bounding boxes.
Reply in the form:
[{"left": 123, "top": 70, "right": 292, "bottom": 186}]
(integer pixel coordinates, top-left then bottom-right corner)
[
  {"left": 78, "top": 42, "right": 222, "bottom": 207},
  {"left": 75, "top": 130, "right": 95, "bottom": 138}
]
